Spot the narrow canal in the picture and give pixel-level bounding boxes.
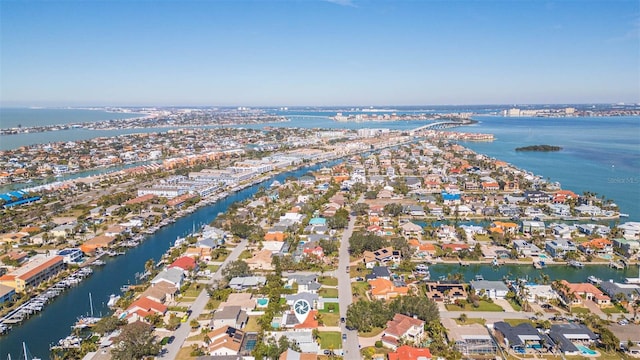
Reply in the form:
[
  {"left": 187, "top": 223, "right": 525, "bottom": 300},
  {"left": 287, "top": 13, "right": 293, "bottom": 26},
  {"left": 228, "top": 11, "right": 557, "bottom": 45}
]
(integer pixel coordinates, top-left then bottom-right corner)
[{"left": 0, "top": 160, "right": 337, "bottom": 359}]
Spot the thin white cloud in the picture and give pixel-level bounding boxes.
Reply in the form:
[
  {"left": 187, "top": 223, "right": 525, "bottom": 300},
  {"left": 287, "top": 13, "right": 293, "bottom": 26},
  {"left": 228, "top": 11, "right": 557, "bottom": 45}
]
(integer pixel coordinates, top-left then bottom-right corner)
[{"left": 323, "top": 0, "right": 357, "bottom": 7}]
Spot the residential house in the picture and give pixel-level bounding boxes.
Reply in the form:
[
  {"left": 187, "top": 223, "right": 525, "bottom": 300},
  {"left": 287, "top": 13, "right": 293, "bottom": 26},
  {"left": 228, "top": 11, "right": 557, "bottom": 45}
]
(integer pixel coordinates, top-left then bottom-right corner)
[
  {"left": 493, "top": 322, "right": 552, "bottom": 353},
  {"left": 368, "top": 278, "right": 409, "bottom": 300},
  {"left": 613, "top": 238, "right": 640, "bottom": 258},
  {"left": 169, "top": 256, "right": 198, "bottom": 275},
  {"left": 210, "top": 306, "right": 249, "bottom": 330},
  {"left": 400, "top": 222, "right": 423, "bottom": 237},
  {"left": 206, "top": 326, "right": 244, "bottom": 356},
  {"left": 381, "top": 314, "right": 425, "bottom": 349},
  {"left": 598, "top": 281, "right": 640, "bottom": 303},
  {"left": 545, "top": 239, "right": 577, "bottom": 259},
  {"left": 442, "top": 318, "right": 497, "bottom": 357},
  {"left": 279, "top": 349, "right": 318, "bottom": 360},
  {"left": 245, "top": 249, "right": 273, "bottom": 271},
  {"left": 424, "top": 282, "right": 467, "bottom": 303},
  {"left": 558, "top": 280, "right": 611, "bottom": 307},
  {"left": 469, "top": 280, "right": 509, "bottom": 299},
  {"left": 579, "top": 238, "right": 613, "bottom": 256},
  {"left": 228, "top": 276, "right": 267, "bottom": 291},
  {"left": 387, "top": 346, "right": 432, "bottom": 360},
  {"left": 521, "top": 221, "right": 545, "bottom": 234},
  {"left": 513, "top": 240, "right": 542, "bottom": 257},
  {"left": 219, "top": 293, "right": 257, "bottom": 312},
  {"left": 365, "top": 266, "right": 391, "bottom": 281},
  {"left": 575, "top": 204, "right": 602, "bottom": 216},
  {"left": 125, "top": 297, "right": 168, "bottom": 323},
  {"left": 150, "top": 267, "right": 184, "bottom": 289},
  {"left": 362, "top": 248, "right": 400, "bottom": 268},
  {"left": 548, "top": 324, "right": 598, "bottom": 356}
]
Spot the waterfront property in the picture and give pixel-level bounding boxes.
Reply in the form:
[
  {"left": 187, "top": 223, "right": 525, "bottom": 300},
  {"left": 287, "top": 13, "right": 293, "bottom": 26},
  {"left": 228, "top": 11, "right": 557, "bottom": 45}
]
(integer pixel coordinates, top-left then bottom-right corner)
[
  {"left": 0, "top": 255, "right": 64, "bottom": 293},
  {"left": 493, "top": 321, "right": 552, "bottom": 354},
  {"left": 548, "top": 323, "right": 598, "bottom": 356},
  {"left": 442, "top": 318, "right": 497, "bottom": 356}
]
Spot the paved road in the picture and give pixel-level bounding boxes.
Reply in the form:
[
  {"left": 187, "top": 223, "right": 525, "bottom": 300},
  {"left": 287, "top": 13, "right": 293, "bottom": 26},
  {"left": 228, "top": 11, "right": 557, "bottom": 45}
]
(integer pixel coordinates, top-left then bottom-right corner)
[
  {"left": 338, "top": 198, "right": 362, "bottom": 359},
  {"left": 161, "top": 239, "right": 248, "bottom": 359}
]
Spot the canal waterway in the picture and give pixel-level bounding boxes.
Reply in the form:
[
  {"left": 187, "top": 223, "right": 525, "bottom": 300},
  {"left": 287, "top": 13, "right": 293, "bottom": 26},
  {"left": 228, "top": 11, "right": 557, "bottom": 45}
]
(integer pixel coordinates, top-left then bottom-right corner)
[
  {"left": 0, "top": 160, "right": 337, "bottom": 359},
  {"left": 428, "top": 263, "right": 640, "bottom": 284}
]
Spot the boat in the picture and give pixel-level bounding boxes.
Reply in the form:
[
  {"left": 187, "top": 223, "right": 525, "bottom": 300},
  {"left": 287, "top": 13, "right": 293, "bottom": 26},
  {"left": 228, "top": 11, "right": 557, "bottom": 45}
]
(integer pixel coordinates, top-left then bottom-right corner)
[
  {"left": 475, "top": 275, "right": 484, "bottom": 281},
  {"left": 73, "top": 293, "right": 100, "bottom": 329},
  {"left": 619, "top": 213, "right": 629, "bottom": 217},
  {"left": 107, "top": 294, "right": 120, "bottom": 308},
  {"left": 21, "top": 342, "right": 42, "bottom": 360},
  {"left": 568, "top": 260, "right": 584, "bottom": 268},
  {"left": 92, "top": 259, "right": 105, "bottom": 266},
  {"left": 587, "top": 276, "right": 602, "bottom": 285},
  {"left": 492, "top": 258, "right": 501, "bottom": 267}
]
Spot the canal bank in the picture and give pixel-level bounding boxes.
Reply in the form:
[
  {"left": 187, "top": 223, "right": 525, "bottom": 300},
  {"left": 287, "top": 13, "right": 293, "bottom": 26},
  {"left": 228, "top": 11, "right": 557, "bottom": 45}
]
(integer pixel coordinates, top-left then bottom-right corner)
[{"left": 0, "top": 159, "right": 341, "bottom": 360}]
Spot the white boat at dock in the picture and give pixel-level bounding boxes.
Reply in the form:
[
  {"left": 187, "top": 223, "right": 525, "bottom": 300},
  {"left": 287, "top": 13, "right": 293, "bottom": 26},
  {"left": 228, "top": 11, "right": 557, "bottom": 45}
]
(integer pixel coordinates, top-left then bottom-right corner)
[
  {"left": 107, "top": 294, "right": 120, "bottom": 308},
  {"left": 568, "top": 260, "right": 584, "bottom": 268},
  {"left": 587, "top": 275, "right": 602, "bottom": 284}
]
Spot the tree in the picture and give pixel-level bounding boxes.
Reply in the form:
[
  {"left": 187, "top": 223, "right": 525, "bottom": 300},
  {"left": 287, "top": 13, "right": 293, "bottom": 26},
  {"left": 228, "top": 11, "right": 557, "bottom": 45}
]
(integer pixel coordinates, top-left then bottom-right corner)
[
  {"left": 327, "top": 208, "right": 349, "bottom": 229},
  {"left": 383, "top": 203, "right": 404, "bottom": 217},
  {"left": 92, "top": 316, "right": 124, "bottom": 335},
  {"left": 111, "top": 322, "right": 161, "bottom": 360},
  {"left": 222, "top": 260, "right": 252, "bottom": 281},
  {"left": 351, "top": 203, "right": 370, "bottom": 216},
  {"left": 458, "top": 313, "right": 468, "bottom": 323}
]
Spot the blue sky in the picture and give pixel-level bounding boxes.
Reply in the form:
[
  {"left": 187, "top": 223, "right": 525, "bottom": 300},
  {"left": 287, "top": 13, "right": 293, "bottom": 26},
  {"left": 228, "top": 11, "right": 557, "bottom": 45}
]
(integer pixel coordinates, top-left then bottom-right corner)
[{"left": 1, "top": 0, "right": 638, "bottom": 106}]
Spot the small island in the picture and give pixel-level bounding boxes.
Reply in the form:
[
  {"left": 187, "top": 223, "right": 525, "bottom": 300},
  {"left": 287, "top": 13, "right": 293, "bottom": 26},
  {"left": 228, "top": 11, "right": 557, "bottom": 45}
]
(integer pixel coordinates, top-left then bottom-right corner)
[{"left": 515, "top": 145, "right": 562, "bottom": 152}]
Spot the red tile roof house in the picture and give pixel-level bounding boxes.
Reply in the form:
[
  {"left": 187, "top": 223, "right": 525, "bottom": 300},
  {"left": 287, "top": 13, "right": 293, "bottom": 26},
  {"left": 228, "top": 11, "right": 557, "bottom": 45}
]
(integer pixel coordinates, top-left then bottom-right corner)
[
  {"left": 559, "top": 280, "right": 611, "bottom": 308},
  {"left": 388, "top": 345, "right": 432, "bottom": 360},
  {"left": 125, "top": 296, "right": 168, "bottom": 323},
  {"left": 381, "top": 313, "right": 425, "bottom": 349},
  {"left": 169, "top": 256, "right": 199, "bottom": 275}
]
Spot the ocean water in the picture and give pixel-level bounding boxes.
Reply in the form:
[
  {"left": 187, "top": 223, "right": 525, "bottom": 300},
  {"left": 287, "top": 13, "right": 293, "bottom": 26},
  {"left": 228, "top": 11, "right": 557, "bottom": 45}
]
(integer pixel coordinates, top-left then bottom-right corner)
[
  {"left": 0, "top": 108, "right": 142, "bottom": 128},
  {"left": 0, "top": 109, "right": 638, "bottom": 220},
  {"left": 455, "top": 116, "right": 640, "bottom": 221}
]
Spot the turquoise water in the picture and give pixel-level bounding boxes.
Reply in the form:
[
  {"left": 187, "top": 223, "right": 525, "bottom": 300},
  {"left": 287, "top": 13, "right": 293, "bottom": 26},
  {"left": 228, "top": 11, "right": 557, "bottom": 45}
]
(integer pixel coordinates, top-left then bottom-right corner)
[
  {"left": 577, "top": 344, "right": 597, "bottom": 355},
  {"left": 257, "top": 298, "right": 269, "bottom": 306}
]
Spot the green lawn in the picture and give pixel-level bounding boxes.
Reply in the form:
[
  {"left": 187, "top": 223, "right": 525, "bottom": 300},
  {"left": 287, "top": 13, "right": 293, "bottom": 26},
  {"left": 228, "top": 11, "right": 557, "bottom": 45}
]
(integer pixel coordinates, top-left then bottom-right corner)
[
  {"left": 244, "top": 316, "right": 261, "bottom": 332},
  {"left": 454, "top": 317, "right": 486, "bottom": 325},
  {"left": 318, "top": 331, "right": 342, "bottom": 350},
  {"left": 602, "top": 304, "right": 628, "bottom": 314},
  {"left": 570, "top": 307, "right": 590, "bottom": 314},
  {"left": 207, "top": 264, "right": 220, "bottom": 272},
  {"left": 359, "top": 326, "right": 384, "bottom": 338},
  {"left": 238, "top": 250, "right": 252, "bottom": 260},
  {"left": 506, "top": 298, "right": 522, "bottom": 311},
  {"left": 320, "top": 303, "right": 340, "bottom": 313},
  {"left": 351, "top": 282, "right": 370, "bottom": 300},
  {"left": 319, "top": 288, "right": 339, "bottom": 298},
  {"left": 502, "top": 318, "right": 535, "bottom": 327},
  {"left": 319, "top": 276, "right": 338, "bottom": 286},
  {"left": 319, "top": 312, "right": 340, "bottom": 327},
  {"left": 445, "top": 301, "right": 504, "bottom": 312}
]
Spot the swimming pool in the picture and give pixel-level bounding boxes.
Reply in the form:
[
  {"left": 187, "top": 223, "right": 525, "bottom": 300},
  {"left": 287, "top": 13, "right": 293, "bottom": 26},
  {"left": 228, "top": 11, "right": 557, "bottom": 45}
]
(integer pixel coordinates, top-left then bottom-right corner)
[
  {"left": 576, "top": 344, "right": 597, "bottom": 356},
  {"left": 599, "top": 254, "right": 613, "bottom": 260},
  {"left": 257, "top": 298, "right": 269, "bottom": 307}
]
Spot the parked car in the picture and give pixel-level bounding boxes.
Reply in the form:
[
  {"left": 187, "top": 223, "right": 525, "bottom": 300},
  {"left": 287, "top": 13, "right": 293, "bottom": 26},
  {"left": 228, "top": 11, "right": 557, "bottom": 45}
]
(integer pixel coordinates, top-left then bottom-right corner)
[{"left": 342, "top": 333, "right": 347, "bottom": 340}]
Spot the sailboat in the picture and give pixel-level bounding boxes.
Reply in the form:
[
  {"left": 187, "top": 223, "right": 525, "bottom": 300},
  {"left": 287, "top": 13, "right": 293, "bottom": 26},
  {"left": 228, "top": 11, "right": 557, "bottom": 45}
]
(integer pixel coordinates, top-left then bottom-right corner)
[
  {"left": 17, "top": 342, "right": 41, "bottom": 360},
  {"left": 73, "top": 293, "right": 101, "bottom": 329}
]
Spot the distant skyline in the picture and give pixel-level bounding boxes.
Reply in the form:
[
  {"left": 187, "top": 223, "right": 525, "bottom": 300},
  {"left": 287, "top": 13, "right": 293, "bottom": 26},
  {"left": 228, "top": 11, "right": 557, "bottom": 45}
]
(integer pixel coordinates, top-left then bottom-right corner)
[{"left": 1, "top": 0, "right": 639, "bottom": 107}]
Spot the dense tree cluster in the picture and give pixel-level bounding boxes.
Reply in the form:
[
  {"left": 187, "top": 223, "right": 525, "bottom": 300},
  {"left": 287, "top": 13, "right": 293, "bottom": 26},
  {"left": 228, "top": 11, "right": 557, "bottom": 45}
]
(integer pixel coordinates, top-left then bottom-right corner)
[
  {"left": 345, "top": 295, "right": 439, "bottom": 332},
  {"left": 110, "top": 322, "right": 161, "bottom": 360},
  {"left": 221, "top": 259, "right": 252, "bottom": 281},
  {"left": 348, "top": 232, "right": 387, "bottom": 255}
]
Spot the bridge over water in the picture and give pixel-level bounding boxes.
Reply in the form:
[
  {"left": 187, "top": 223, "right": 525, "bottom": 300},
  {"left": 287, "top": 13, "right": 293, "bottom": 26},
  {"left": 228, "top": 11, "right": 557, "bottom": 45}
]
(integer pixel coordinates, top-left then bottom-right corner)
[{"left": 411, "top": 119, "right": 472, "bottom": 132}]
